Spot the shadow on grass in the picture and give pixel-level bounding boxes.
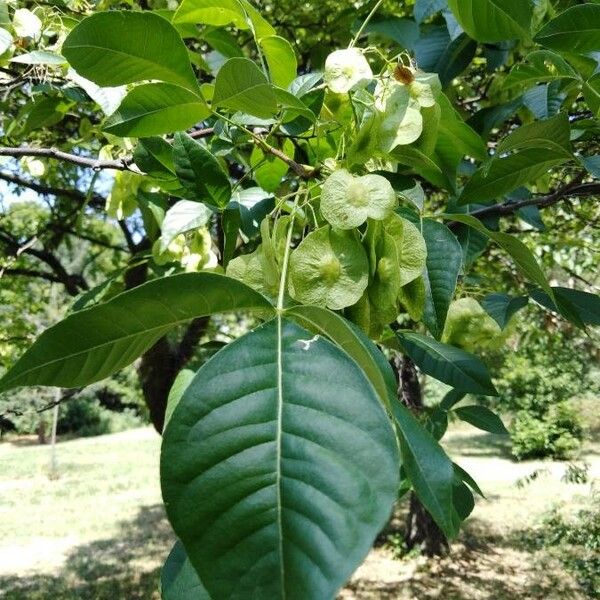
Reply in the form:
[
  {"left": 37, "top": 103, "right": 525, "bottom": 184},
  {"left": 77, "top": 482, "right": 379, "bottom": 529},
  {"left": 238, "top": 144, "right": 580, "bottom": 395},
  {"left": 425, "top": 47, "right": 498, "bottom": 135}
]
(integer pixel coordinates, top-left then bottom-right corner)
[
  {"left": 0, "top": 504, "right": 174, "bottom": 600},
  {"left": 444, "top": 431, "right": 513, "bottom": 459}
]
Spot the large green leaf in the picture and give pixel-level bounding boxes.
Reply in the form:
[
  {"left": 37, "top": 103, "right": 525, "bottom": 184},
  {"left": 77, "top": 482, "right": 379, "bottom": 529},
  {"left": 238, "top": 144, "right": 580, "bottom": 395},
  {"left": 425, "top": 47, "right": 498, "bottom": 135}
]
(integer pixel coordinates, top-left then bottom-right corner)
[
  {"left": 161, "top": 541, "right": 211, "bottom": 600},
  {"left": 421, "top": 219, "right": 463, "bottom": 339},
  {"left": 173, "top": 133, "right": 232, "bottom": 209},
  {"left": 447, "top": 0, "right": 533, "bottom": 43},
  {"left": 531, "top": 287, "right": 600, "bottom": 327},
  {"left": 104, "top": 83, "right": 209, "bottom": 137},
  {"left": 535, "top": 4, "right": 600, "bottom": 54},
  {"left": 173, "top": 0, "right": 274, "bottom": 39},
  {"left": 161, "top": 317, "right": 399, "bottom": 599},
  {"left": 285, "top": 305, "right": 396, "bottom": 409},
  {"left": 444, "top": 214, "right": 553, "bottom": 297},
  {"left": 584, "top": 73, "right": 600, "bottom": 118},
  {"left": 391, "top": 401, "right": 456, "bottom": 538},
  {"left": 495, "top": 113, "right": 571, "bottom": 155},
  {"left": 62, "top": 11, "right": 199, "bottom": 92},
  {"left": 453, "top": 405, "right": 508, "bottom": 434},
  {"left": 398, "top": 332, "right": 498, "bottom": 395},
  {"left": 0, "top": 273, "right": 272, "bottom": 393},
  {"left": 458, "top": 147, "right": 572, "bottom": 205},
  {"left": 213, "top": 57, "right": 278, "bottom": 118}
]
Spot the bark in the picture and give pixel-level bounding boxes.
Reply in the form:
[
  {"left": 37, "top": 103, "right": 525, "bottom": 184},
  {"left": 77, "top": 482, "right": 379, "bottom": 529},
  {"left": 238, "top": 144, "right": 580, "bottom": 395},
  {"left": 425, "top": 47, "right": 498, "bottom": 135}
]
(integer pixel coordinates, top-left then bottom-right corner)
[{"left": 393, "top": 354, "right": 449, "bottom": 557}]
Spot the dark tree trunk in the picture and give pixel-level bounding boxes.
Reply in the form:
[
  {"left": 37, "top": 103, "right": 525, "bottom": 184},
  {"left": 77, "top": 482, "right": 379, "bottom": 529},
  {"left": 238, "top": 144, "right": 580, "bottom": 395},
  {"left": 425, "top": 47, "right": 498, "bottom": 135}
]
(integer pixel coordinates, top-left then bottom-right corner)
[
  {"left": 393, "top": 354, "right": 449, "bottom": 557},
  {"left": 124, "top": 247, "right": 208, "bottom": 434}
]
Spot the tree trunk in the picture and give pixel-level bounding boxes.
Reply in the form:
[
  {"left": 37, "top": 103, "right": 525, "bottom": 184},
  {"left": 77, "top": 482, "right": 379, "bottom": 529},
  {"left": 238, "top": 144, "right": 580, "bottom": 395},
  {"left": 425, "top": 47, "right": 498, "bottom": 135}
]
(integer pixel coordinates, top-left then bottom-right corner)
[
  {"left": 124, "top": 249, "right": 209, "bottom": 434},
  {"left": 393, "top": 354, "right": 449, "bottom": 557}
]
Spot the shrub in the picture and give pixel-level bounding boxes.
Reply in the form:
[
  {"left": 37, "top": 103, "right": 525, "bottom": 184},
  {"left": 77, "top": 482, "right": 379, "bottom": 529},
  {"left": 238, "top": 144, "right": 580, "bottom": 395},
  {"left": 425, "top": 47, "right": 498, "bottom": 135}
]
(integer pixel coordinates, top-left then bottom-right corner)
[{"left": 510, "top": 402, "right": 584, "bottom": 460}]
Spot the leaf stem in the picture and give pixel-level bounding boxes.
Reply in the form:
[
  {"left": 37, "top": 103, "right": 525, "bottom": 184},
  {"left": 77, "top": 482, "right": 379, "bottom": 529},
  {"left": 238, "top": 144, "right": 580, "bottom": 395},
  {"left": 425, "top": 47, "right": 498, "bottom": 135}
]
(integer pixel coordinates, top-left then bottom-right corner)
[
  {"left": 276, "top": 192, "right": 302, "bottom": 312},
  {"left": 349, "top": 0, "right": 385, "bottom": 48}
]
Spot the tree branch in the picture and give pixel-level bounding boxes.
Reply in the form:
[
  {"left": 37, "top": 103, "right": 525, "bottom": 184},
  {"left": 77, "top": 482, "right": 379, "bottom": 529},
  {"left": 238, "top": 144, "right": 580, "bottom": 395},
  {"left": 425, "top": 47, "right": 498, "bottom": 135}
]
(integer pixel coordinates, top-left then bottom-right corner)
[
  {"left": 464, "top": 174, "right": 598, "bottom": 222},
  {"left": 0, "top": 146, "right": 136, "bottom": 171},
  {"left": 0, "top": 267, "right": 63, "bottom": 284},
  {"left": 0, "top": 170, "right": 105, "bottom": 208}
]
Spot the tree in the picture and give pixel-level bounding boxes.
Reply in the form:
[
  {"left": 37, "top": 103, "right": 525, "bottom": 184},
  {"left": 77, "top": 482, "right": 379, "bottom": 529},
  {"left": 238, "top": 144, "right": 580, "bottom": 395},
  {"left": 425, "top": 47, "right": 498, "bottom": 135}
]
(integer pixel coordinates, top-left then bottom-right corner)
[{"left": 1, "top": 0, "right": 600, "bottom": 597}]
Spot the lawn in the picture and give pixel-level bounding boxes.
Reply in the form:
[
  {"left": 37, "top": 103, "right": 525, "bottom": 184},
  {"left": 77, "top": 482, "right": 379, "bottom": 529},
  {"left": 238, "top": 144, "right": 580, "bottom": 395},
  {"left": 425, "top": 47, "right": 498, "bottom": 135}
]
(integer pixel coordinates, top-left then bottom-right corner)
[{"left": 0, "top": 425, "right": 598, "bottom": 599}]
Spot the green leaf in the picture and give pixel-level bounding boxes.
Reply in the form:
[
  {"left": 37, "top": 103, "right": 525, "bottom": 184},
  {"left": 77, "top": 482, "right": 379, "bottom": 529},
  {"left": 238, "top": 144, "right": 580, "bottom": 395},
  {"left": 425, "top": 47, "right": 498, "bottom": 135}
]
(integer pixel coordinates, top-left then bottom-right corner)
[
  {"left": 62, "top": 11, "right": 199, "bottom": 92},
  {"left": 104, "top": 83, "right": 209, "bottom": 137},
  {"left": 453, "top": 405, "right": 508, "bottom": 435},
  {"left": 284, "top": 305, "right": 397, "bottom": 409},
  {"left": 447, "top": 0, "right": 533, "bottom": 43},
  {"left": 390, "top": 401, "right": 456, "bottom": 538},
  {"left": 444, "top": 214, "right": 553, "bottom": 297},
  {"left": 173, "top": 0, "right": 274, "bottom": 38},
  {"left": 161, "top": 317, "right": 399, "bottom": 599},
  {"left": 421, "top": 219, "right": 463, "bottom": 339},
  {"left": 495, "top": 113, "right": 571, "bottom": 156},
  {"left": 160, "top": 200, "right": 213, "bottom": 251},
  {"left": 481, "top": 293, "right": 528, "bottom": 328},
  {"left": 398, "top": 332, "right": 498, "bottom": 395},
  {"left": 453, "top": 463, "right": 484, "bottom": 498},
  {"left": 0, "top": 273, "right": 273, "bottom": 393},
  {"left": 531, "top": 287, "right": 600, "bottom": 327},
  {"left": 260, "top": 35, "right": 297, "bottom": 88},
  {"left": 213, "top": 57, "right": 278, "bottom": 118},
  {"left": 161, "top": 541, "right": 211, "bottom": 600},
  {"left": 164, "top": 369, "right": 195, "bottom": 432},
  {"left": 581, "top": 154, "right": 600, "bottom": 179},
  {"left": 535, "top": 4, "right": 600, "bottom": 54},
  {"left": 439, "top": 388, "right": 466, "bottom": 411},
  {"left": 458, "top": 148, "right": 572, "bottom": 205},
  {"left": 503, "top": 50, "right": 579, "bottom": 90},
  {"left": 414, "top": 0, "right": 446, "bottom": 24},
  {"left": 134, "top": 137, "right": 177, "bottom": 180},
  {"left": 583, "top": 73, "right": 600, "bottom": 118},
  {"left": 173, "top": 132, "right": 232, "bottom": 209}
]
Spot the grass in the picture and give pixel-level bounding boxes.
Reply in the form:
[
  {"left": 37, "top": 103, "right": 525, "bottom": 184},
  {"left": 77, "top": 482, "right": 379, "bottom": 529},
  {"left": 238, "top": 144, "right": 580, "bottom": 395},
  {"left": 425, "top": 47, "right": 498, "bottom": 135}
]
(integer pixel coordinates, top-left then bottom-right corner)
[{"left": 0, "top": 424, "right": 598, "bottom": 599}]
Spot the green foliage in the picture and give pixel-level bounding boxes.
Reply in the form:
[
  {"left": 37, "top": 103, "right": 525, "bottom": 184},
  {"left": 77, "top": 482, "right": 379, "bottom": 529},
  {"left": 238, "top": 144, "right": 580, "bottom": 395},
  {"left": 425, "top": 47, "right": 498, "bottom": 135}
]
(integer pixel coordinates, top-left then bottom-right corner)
[
  {"left": 510, "top": 402, "right": 583, "bottom": 461},
  {"left": 1, "top": 0, "right": 600, "bottom": 594}
]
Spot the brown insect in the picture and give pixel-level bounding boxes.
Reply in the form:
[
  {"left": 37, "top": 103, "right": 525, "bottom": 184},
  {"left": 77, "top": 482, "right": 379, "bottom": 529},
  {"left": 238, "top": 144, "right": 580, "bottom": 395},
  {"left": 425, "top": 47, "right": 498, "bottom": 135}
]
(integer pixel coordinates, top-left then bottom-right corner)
[{"left": 393, "top": 64, "right": 415, "bottom": 85}]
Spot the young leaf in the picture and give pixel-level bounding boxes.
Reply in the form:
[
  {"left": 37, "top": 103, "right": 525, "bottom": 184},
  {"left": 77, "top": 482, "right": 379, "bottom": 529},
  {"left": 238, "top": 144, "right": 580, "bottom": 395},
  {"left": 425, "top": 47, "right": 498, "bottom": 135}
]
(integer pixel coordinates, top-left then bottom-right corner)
[
  {"left": 62, "top": 11, "right": 199, "bottom": 92},
  {"left": 398, "top": 332, "right": 498, "bottom": 396},
  {"left": 104, "top": 83, "right": 210, "bottom": 137},
  {"left": 535, "top": 4, "right": 600, "bottom": 54},
  {"left": 173, "top": 133, "right": 232, "bottom": 209},
  {"left": 447, "top": 0, "right": 533, "bottom": 43},
  {"left": 0, "top": 273, "right": 273, "bottom": 393},
  {"left": 421, "top": 219, "right": 463, "bottom": 339},
  {"left": 160, "top": 201, "right": 213, "bottom": 251},
  {"left": 213, "top": 57, "right": 278, "bottom": 118},
  {"left": 161, "top": 318, "right": 399, "bottom": 600},
  {"left": 391, "top": 401, "right": 457, "bottom": 538},
  {"left": 161, "top": 541, "right": 211, "bottom": 600},
  {"left": 453, "top": 405, "right": 509, "bottom": 434}
]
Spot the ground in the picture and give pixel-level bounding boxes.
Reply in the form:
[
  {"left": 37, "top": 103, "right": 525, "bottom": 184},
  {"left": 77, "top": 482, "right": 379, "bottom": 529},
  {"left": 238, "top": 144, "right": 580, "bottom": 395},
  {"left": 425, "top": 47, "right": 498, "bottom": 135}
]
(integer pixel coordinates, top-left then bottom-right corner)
[{"left": 0, "top": 425, "right": 598, "bottom": 600}]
